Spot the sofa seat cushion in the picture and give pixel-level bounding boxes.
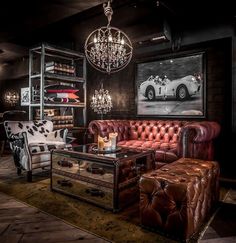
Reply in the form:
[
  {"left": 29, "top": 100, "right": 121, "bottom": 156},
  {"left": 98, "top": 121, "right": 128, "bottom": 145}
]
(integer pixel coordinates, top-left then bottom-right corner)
[
  {"left": 117, "top": 140, "right": 178, "bottom": 163},
  {"left": 32, "top": 160, "right": 51, "bottom": 169},
  {"left": 31, "top": 154, "right": 51, "bottom": 166},
  {"left": 29, "top": 142, "right": 66, "bottom": 154}
]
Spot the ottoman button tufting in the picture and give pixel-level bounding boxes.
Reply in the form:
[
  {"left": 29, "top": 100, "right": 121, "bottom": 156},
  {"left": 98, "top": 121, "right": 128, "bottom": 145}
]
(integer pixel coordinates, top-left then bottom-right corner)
[{"left": 139, "top": 158, "right": 220, "bottom": 241}]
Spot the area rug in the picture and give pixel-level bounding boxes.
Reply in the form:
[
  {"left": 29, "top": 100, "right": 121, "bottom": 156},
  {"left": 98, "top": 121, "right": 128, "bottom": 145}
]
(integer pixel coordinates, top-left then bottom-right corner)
[
  {"left": 0, "top": 155, "right": 231, "bottom": 243},
  {"left": 0, "top": 155, "right": 178, "bottom": 243}
]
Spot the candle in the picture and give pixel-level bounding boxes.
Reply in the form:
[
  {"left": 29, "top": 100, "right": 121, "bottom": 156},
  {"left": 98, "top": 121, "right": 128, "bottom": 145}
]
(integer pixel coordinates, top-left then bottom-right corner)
[
  {"left": 98, "top": 136, "right": 104, "bottom": 150},
  {"left": 104, "top": 140, "right": 112, "bottom": 151},
  {"left": 109, "top": 132, "right": 118, "bottom": 150}
]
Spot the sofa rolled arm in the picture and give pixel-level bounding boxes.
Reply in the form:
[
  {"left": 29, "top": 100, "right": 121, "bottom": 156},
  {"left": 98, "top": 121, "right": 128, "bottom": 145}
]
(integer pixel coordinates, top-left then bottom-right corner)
[
  {"left": 88, "top": 120, "right": 131, "bottom": 142},
  {"left": 178, "top": 121, "right": 221, "bottom": 160},
  {"left": 184, "top": 121, "right": 220, "bottom": 143}
]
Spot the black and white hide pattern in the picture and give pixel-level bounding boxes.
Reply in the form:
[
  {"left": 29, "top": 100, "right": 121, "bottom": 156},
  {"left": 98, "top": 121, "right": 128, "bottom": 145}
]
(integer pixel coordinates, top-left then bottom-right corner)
[
  {"left": 29, "top": 143, "right": 57, "bottom": 153},
  {"left": 4, "top": 120, "right": 52, "bottom": 139},
  {"left": 4, "top": 120, "right": 65, "bottom": 145},
  {"left": 46, "top": 128, "right": 66, "bottom": 141}
]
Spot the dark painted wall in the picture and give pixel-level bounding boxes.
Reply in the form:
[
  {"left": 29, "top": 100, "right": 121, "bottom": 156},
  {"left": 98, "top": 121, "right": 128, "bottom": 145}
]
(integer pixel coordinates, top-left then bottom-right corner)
[
  {"left": 84, "top": 38, "right": 231, "bottom": 175},
  {"left": 64, "top": 4, "right": 233, "bottom": 175},
  {"left": 85, "top": 39, "right": 231, "bottom": 124},
  {"left": 59, "top": 6, "right": 234, "bottom": 176},
  {"left": 0, "top": 2, "right": 234, "bottom": 175},
  {"left": 0, "top": 58, "right": 28, "bottom": 113}
]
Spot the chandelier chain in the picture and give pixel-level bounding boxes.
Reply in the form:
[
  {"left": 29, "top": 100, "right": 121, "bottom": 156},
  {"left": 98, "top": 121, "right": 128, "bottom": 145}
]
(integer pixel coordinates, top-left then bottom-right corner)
[{"left": 103, "top": 0, "right": 113, "bottom": 27}]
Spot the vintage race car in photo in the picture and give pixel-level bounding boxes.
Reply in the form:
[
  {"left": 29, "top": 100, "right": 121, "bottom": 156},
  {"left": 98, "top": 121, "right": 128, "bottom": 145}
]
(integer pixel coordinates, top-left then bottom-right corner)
[{"left": 139, "top": 75, "right": 201, "bottom": 101}]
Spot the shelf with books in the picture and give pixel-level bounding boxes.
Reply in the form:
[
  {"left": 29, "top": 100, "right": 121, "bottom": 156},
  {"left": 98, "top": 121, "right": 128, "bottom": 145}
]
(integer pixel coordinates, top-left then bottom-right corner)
[
  {"left": 34, "top": 109, "right": 74, "bottom": 130},
  {"left": 29, "top": 43, "right": 87, "bottom": 130}
]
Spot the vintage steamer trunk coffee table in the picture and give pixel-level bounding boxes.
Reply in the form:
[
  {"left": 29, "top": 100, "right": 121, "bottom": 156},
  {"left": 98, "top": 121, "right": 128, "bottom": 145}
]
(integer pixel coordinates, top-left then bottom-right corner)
[{"left": 51, "top": 144, "right": 155, "bottom": 211}]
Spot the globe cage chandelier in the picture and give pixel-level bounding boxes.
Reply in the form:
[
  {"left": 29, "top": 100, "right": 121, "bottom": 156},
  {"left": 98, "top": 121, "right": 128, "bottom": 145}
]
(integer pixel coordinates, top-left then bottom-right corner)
[
  {"left": 91, "top": 83, "right": 113, "bottom": 119},
  {"left": 84, "top": 0, "right": 133, "bottom": 74}
]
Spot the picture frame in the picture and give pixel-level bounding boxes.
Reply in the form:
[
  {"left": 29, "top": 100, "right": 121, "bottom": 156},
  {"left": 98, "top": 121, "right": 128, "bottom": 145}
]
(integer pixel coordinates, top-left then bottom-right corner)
[
  {"left": 136, "top": 52, "right": 206, "bottom": 118},
  {"left": 21, "top": 87, "right": 30, "bottom": 106}
]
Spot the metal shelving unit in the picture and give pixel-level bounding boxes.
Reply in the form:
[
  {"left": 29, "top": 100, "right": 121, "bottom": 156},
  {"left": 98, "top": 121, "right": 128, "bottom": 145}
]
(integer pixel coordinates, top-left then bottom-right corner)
[{"left": 29, "top": 43, "right": 87, "bottom": 128}]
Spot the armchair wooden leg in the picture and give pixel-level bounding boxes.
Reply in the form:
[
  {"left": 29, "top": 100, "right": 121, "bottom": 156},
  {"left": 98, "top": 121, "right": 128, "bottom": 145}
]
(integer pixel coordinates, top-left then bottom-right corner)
[
  {"left": 17, "top": 168, "right": 22, "bottom": 175},
  {"left": 27, "top": 171, "right": 32, "bottom": 182},
  {"left": 0, "top": 141, "right": 5, "bottom": 156}
]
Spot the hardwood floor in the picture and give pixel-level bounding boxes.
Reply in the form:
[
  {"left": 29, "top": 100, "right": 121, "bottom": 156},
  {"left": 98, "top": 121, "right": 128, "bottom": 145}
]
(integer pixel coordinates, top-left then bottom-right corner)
[
  {"left": 198, "top": 189, "right": 236, "bottom": 243},
  {"left": 0, "top": 192, "right": 109, "bottom": 243},
  {"left": 0, "top": 154, "right": 236, "bottom": 243},
  {"left": 0, "top": 154, "right": 109, "bottom": 243}
]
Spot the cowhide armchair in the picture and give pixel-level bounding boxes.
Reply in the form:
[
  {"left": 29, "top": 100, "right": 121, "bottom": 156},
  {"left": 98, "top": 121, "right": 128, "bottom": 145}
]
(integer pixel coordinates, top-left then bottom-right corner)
[{"left": 4, "top": 120, "right": 70, "bottom": 181}]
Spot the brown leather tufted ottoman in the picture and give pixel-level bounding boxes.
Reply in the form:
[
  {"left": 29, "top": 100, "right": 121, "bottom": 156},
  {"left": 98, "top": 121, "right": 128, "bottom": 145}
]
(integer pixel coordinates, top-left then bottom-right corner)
[{"left": 139, "top": 158, "right": 220, "bottom": 241}]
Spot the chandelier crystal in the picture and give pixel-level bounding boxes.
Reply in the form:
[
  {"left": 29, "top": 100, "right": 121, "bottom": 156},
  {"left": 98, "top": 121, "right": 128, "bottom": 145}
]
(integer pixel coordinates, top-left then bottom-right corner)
[
  {"left": 91, "top": 83, "right": 112, "bottom": 117},
  {"left": 85, "top": 0, "right": 133, "bottom": 74}
]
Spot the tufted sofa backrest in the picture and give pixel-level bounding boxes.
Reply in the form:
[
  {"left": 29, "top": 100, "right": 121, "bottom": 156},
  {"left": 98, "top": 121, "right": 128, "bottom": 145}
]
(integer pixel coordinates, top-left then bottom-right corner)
[
  {"left": 4, "top": 120, "right": 54, "bottom": 144},
  {"left": 88, "top": 119, "right": 189, "bottom": 143},
  {"left": 129, "top": 120, "right": 188, "bottom": 143},
  {"left": 89, "top": 120, "right": 130, "bottom": 142}
]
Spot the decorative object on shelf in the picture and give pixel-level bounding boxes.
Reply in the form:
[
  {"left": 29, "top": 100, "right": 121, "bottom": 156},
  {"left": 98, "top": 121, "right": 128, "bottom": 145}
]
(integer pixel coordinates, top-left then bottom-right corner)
[
  {"left": 21, "top": 87, "right": 30, "bottom": 106},
  {"left": 44, "top": 84, "right": 80, "bottom": 104},
  {"left": 4, "top": 90, "right": 19, "bottom": 106},
  {"left": 84, "top": 0, "right": 133, "bottom": 74},
  {"left": 91, "top": 83, "right": 112, "bottom": 119}
]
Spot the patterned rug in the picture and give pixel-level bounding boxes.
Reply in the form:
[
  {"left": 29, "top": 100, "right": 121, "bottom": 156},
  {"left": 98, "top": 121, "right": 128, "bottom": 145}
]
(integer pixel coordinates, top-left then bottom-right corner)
[{"left": 0, "top": 154, "right": 233, "bottom": 243}]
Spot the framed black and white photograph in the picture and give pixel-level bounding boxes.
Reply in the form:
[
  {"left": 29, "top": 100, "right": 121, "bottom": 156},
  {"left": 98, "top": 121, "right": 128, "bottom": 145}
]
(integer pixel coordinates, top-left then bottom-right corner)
[
  {"left": 21, "top": 87, "right": 30, "bottom": 106},
  {"left": 136, "top": 52, "right": 205, "bottom": 118}
]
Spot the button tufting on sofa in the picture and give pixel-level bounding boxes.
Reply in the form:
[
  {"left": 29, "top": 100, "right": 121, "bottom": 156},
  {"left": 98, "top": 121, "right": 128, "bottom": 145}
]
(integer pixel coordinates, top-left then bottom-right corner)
[{"left": 88, "top": 120, "right": 221, "bottom": 168}]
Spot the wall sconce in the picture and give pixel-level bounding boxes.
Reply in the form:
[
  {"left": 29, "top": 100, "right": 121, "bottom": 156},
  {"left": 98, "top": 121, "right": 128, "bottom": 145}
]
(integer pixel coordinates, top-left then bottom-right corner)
[{"left": 4, "top": 90, "right": 19, "bottom": 106}]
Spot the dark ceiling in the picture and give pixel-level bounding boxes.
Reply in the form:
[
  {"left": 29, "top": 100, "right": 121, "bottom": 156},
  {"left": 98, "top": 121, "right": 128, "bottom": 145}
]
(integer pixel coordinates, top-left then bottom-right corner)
[
  {"left": 0, "top": 0, "right": 106, "bottom": 63},
  {"left": 0, "top": 0, "right": 235, "bottom": 63}
]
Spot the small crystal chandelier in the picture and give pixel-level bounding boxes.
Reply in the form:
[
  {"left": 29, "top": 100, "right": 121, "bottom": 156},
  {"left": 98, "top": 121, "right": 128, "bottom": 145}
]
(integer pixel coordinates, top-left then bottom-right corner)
[
  {"left": 91, "top": 83, "right": 112, "bottom": 119},
  {"left": 84, "top": 0, "right": 133, "bottom": 74}
]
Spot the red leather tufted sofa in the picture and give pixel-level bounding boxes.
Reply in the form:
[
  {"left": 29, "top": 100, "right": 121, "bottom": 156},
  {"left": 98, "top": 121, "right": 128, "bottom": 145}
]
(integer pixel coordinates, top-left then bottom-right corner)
[{"left": 88, "top": 120, "right": 220, "bottom": 168}]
